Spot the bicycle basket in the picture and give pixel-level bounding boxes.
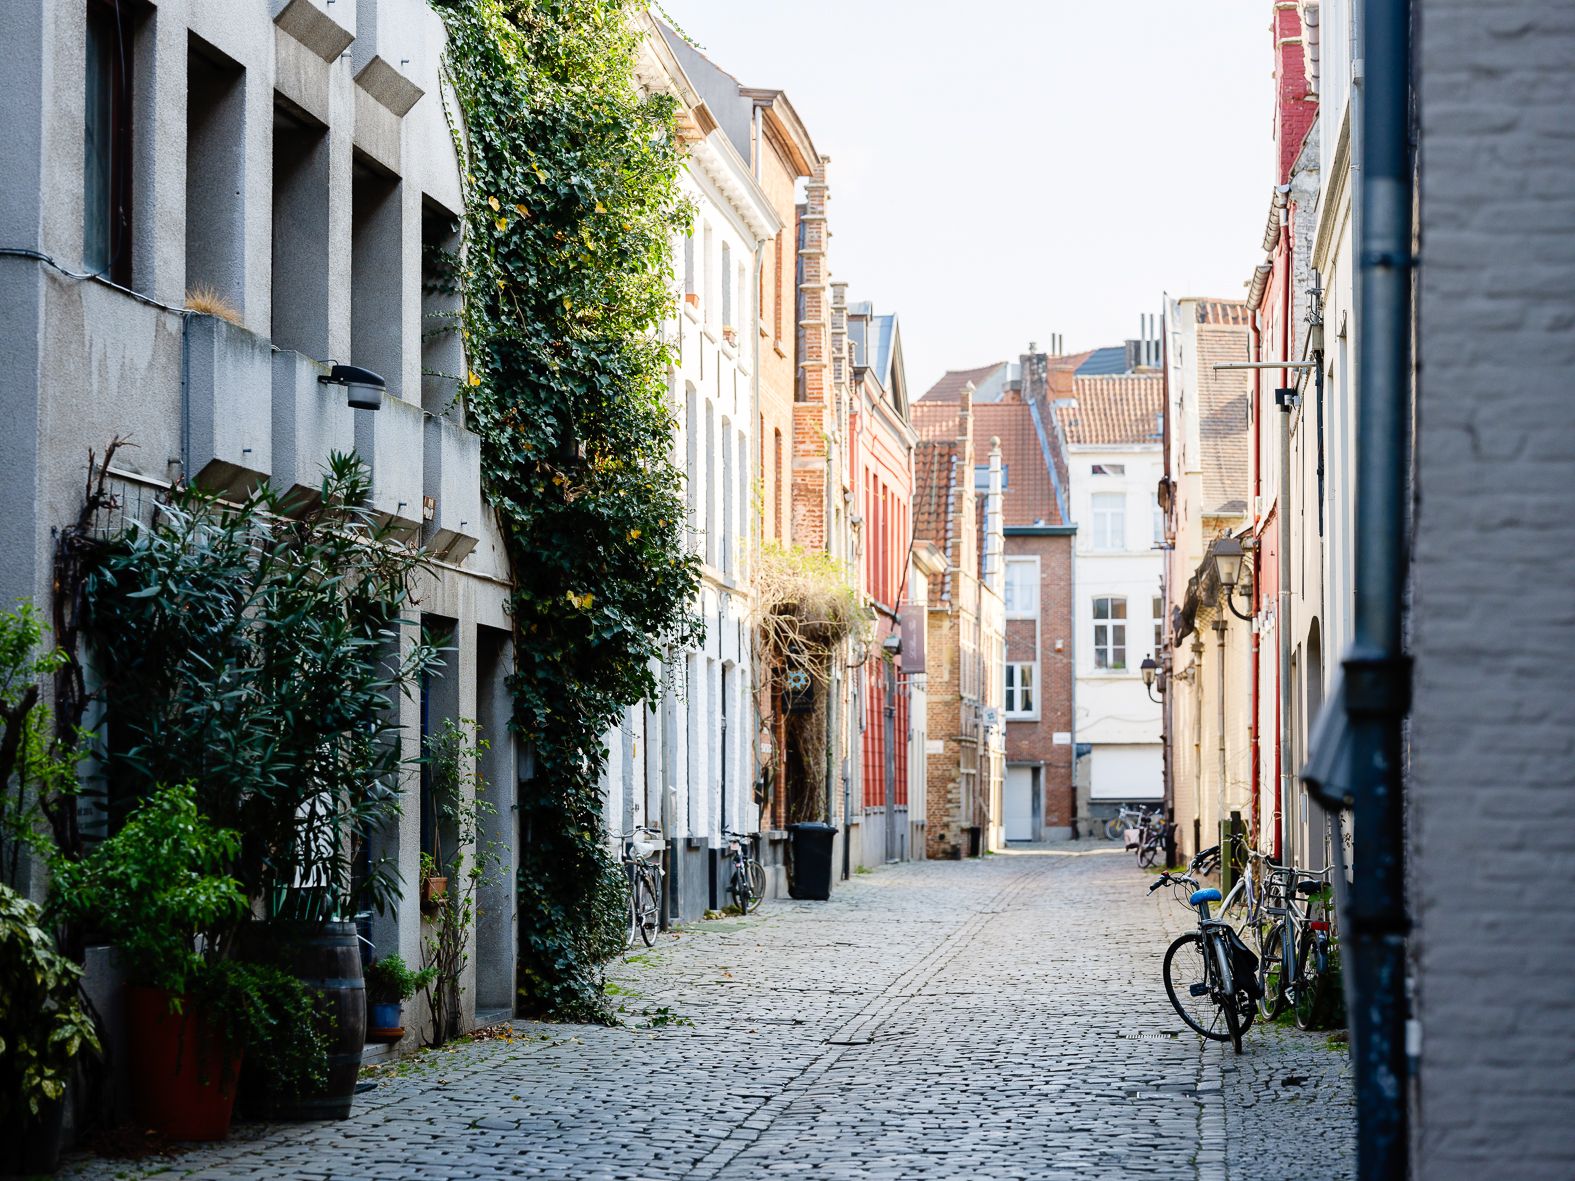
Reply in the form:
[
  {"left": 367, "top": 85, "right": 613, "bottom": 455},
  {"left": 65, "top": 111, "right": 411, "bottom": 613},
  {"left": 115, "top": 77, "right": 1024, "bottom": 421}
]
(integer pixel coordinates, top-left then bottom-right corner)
[{"left": 1225, "top": 927, "right": 1264, "bottom": 999}]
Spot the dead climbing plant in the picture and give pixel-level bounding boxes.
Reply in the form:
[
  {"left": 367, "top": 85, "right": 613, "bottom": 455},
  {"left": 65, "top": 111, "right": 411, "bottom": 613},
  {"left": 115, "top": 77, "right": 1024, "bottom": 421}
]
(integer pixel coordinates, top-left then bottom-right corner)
[{"left": 750, "top": 542, "right": 872, "bottom": 824}]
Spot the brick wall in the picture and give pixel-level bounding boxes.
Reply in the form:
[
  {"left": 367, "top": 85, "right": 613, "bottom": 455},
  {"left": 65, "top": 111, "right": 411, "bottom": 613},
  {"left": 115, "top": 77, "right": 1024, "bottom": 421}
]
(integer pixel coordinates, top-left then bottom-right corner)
[
  {"left": 1273, "top": 3, "right": 1315, "bottom": 184},
  {"left": 1003, "top": 534, "right": 1076, "bottom": 832},
  {"left": 1412, "top": 2, "right": 1575, "bottom": 1174}
]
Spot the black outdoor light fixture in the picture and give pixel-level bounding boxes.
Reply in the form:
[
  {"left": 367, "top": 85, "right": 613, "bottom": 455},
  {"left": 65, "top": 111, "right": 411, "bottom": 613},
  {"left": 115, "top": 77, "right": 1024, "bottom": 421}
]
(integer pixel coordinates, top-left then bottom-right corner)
[
  {"left": 1212, "top": 535, "right": 1255, "bottom": 622},
  {"left": 318, "top": 363, "right": 386, "bottom": 411},
  {"left": 1141, "top": 655, "right": 1163, "bottom": 702}
]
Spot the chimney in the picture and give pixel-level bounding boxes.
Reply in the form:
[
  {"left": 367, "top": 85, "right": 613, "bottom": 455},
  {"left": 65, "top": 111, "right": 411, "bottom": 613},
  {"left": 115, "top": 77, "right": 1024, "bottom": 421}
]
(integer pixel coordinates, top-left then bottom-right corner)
[
  {"left": 797, "top": 160, "right": 831, "bottom": 404},
  {"left": 983, "top": 436, "right": 1005, "bottom": 594}
]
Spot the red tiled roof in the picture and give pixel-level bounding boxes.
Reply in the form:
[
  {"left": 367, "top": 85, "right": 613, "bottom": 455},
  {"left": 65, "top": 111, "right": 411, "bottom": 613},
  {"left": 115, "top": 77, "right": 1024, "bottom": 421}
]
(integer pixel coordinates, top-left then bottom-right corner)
[
  {"left": 910, "top": 400, "right": 961, "bottom": 442},
  {"left": 919, "top": 363, "right": 1003, "bottom": 402},
  {"left": 1054, "top": 374, "right": 1165, "bottom": 446},
  {"left": 1197, "top": 300, "right": 1252, "bottom": 327},
  {"left": 971, "top": 402, "right": 1064, "bottom": 527}
]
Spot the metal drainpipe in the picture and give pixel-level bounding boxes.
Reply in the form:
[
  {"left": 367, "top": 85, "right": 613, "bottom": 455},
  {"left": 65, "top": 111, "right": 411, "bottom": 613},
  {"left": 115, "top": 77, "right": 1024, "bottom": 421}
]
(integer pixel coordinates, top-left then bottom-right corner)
[
  {"left": 1280, "top": 204, "right": 1297, "bottom": 871},
  {"left": 1213, "top": 615, "right": 1226, "bottom": 855},
  {"left": 1310, "top": 0, "right": 1414, "bottom": 1176}
]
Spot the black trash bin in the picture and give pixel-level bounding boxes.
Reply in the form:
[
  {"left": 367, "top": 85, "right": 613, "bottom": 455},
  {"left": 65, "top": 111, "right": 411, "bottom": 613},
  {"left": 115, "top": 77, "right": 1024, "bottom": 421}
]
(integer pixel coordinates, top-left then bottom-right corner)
[{"left": 787, "top": 822, "right": 838, "bottom": 900}]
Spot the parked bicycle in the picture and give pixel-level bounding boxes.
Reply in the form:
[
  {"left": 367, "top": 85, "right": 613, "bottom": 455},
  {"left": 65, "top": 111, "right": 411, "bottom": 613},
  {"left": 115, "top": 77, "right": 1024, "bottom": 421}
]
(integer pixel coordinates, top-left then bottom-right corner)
[
  {"left": 1256, "top": 861, "right": 1336, "bottom": 1024},
  {"left": 1105, "top": 804, "right": 1157, "bottom": 842},
  {"left": 1148, "top": 867, "right": 1262, "bottom": 1053},
  {"left": 620, "top": 825, "right": 664, "bottom": 949},
  {"left": 723, "top": 829, "right": 765, "bottom": 914},
  {"left": 1133, "top": 813, "right": 1172, "bottom": 868}
]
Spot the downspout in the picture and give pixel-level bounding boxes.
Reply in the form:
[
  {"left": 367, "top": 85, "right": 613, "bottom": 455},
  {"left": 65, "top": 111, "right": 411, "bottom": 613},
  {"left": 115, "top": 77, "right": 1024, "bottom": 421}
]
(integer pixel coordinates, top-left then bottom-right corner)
[
  {"left": 1215, "top": 614, "right": 1227, "bottom": 853},
  {"left": 1250, "top": 310, "right": 1264, "bottom": 853},
  {"left": 1306, "top": 0, "right": 1413, "bottom": 1177},
  {"left": 1279, "top": 202, "right": 1296, "bottom": 869}
]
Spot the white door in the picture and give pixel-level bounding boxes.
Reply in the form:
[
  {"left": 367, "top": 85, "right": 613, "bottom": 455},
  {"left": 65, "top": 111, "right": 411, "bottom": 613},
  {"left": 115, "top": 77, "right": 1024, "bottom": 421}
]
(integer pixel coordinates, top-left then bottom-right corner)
[{"left": 1004, "top": 766, "right": 1034, "bottom": 842}]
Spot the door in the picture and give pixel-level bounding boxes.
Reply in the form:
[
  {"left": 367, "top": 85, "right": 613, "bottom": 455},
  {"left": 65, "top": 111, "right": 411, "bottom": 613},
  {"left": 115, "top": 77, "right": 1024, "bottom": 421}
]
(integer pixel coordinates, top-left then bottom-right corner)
[{"left": 1004, "top": 766, "right": 1034, "bottom": 842}]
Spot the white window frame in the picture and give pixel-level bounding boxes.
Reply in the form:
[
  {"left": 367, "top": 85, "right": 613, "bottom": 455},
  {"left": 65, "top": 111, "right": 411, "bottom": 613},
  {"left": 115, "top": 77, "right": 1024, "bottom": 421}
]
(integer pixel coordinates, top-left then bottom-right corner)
[
  {"left": 1153, "top": 595, "right": 1165, "bottom": 653},
  {"left": 1005, "top": 661, "right": 1038, "bottom": 719},
  {"left": 1092, "top": 596, "right": 1128, "bottom": 671},
  {"left": 1091, "top": 492, "right": 1125, "bottom": 551},
  {"left": 1004, "top": 556, "right": 1040, "bottom": 619}
]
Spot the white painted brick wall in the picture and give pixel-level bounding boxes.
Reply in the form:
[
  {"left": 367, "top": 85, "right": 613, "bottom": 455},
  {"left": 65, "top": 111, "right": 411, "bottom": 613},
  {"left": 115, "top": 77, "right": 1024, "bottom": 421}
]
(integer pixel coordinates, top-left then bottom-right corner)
[{"left": 1413, "top": 3, "right": 1575, "bottom": 1176}]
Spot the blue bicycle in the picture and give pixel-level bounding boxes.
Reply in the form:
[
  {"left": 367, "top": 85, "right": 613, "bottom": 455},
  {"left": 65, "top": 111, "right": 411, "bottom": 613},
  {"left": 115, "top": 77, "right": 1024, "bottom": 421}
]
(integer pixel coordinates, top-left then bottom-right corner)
[{"left": 1149, "top": 868, "right": 1262, "bottom": 1053}]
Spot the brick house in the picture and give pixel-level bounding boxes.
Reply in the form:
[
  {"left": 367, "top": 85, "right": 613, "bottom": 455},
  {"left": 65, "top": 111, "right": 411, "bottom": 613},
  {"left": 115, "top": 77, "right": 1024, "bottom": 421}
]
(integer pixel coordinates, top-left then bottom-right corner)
[
  {"left": 911, "top": 389, "right": 1006, "bottom": 858},
  {"left": 919, "top": 348, "right": 1079, "bottom": 840},
  {"left": 838, "top": 290, "right": 919, "bottom": 869}
]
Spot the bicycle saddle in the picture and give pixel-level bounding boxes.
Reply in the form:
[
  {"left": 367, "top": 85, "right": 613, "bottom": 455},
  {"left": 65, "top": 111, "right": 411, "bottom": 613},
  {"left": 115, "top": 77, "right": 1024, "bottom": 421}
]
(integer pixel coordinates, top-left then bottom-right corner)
[
  {"left": 1189, "top": 888, "right": 1222, "bottom": 905},
  {"left": 1296, "top": 880, "right": 1324, "bottom": 896}
]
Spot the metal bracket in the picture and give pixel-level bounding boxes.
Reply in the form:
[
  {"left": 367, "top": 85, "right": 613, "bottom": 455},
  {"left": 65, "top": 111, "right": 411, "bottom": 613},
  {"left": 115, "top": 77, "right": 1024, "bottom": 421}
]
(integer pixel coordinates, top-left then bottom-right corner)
[
  {"left": 1275, "top": 387, "right": 1300, "bottom": 411},
  {"left": 1343, "top": 649, "right": 1413, "bottom": 717}
]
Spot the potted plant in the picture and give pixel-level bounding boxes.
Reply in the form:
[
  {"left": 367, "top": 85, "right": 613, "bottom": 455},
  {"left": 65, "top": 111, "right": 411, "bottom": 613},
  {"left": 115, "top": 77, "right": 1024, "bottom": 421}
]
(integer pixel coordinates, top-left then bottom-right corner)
[
  {"left": 363, "top": 953, "right": 435, "bottom": 1041},
  {"left": 419, "top": 852, "right": 448, "bottom": 912},
  {"left": 1, "top": 883, "right": 100, "bottom": 1172},
  {"left": 49, "top": 783, "right": 328, "bottom": 1141}
]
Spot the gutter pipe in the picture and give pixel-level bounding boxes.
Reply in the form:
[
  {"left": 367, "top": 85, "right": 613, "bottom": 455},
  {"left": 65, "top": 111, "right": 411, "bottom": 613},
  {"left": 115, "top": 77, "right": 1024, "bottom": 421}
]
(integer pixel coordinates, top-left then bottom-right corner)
[{"left": 1305, "top": 0, "right": 1414, "bottom": 1177}]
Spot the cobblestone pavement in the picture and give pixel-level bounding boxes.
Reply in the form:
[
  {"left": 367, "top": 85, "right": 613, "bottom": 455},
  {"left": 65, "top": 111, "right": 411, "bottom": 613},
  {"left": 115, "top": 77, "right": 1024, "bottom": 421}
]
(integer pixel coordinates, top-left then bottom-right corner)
[{"left": 60, "top": 845, "right": 1353, "bottom": 1181}]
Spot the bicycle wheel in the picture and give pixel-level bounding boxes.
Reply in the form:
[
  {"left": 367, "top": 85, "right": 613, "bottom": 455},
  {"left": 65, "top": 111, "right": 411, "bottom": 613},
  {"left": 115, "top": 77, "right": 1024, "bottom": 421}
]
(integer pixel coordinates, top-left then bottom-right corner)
[
  {"left": 1257, "top": 921, "right": 1289, "bottom": 1019},
  {"left": 744, "top": 860, "right": 766, "bottom": 912},
  {"left": 1212, "top": 935, "right": 1245, "bottom": 1054},
  {"left": 625, "top": 882, "right": 641, "bottom": 950},
  {"left": 728, "top": 863, "right": 752, "bottom": 915},
  {"left": 1294, "top": 931, "right": 1329, "bottom": 1030},
  {"left": 1137, "top": 833, "right": 1160, "bottom": 868},
  {"left": 1162, "top": 933, "right": 1231, "bottom": 1042},
  {"left": 634, "top": 873, "right": 659, "bottom": 948},
  {"left": 1104, "top": 815, "right": 1126, "bottom": 841}
]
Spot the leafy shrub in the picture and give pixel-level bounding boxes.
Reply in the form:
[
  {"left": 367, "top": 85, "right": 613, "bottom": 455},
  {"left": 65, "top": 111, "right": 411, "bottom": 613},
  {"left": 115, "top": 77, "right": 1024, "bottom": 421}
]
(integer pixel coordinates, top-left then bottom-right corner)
[
  {"left": 364, "top": 953, "right": 437, "bottom": 1007},
  {"left": 0, "top": 883, "right": 99, "bottom": 1126}
]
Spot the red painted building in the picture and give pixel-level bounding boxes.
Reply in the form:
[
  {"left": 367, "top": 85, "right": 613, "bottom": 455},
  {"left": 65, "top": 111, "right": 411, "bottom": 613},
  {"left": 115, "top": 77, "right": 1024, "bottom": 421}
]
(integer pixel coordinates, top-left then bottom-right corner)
[{"left": 837, "top": 288, "right": 918, "bottom": 867}]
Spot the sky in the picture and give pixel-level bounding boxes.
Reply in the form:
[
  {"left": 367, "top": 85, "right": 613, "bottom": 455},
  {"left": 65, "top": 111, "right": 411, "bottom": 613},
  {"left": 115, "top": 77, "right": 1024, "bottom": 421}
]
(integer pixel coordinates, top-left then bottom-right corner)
[{"left": 656, "top": 0, "right": 1276, "bottom": 394}]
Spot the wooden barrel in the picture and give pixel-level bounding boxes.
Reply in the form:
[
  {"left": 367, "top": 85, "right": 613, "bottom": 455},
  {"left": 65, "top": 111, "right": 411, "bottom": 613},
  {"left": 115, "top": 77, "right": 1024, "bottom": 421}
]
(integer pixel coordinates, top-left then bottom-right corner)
[{"left": 272, "top": 921, "right": 367, "bottom": 1121}]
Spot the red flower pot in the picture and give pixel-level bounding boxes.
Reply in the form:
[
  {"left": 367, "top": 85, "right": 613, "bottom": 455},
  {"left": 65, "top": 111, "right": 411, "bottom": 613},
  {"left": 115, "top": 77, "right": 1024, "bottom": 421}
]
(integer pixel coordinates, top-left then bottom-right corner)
[{"left": 125, "top": 986, "right": 241, "bottom": 1141}]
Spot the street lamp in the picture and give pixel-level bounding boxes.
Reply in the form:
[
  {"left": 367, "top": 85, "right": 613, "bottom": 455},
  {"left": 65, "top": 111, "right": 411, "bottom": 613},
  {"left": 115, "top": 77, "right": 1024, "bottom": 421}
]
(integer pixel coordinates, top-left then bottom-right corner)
[
  {"left": 1212, "top": 536, "right": 1255, "bottom": 622},
  {"left": 1141, "top": 655, "right": 1163, "bottom": 703}
]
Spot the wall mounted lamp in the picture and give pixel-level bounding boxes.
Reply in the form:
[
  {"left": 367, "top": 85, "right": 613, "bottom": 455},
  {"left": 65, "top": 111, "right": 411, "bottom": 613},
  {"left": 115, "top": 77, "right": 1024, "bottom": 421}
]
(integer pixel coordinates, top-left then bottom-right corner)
[
  {"left": 1212, "top": 536, "right": 1255, "bottom": 622},
  {"left": 318, "top": 364, "right": 386, "bottom": 411},
  {"left": 1141, "top": 655, "right": 1163, "bottom": 702}
]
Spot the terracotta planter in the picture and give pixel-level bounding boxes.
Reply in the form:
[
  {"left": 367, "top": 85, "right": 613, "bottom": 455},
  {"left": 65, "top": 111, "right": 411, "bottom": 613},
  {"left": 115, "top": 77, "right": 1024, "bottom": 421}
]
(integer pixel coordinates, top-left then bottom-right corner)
[
  {"left": 125, "top": 986, "right": 241, "bottom": 1141},
  {"left": 420, "top": 876, "right": 448, "bottom": 910}
]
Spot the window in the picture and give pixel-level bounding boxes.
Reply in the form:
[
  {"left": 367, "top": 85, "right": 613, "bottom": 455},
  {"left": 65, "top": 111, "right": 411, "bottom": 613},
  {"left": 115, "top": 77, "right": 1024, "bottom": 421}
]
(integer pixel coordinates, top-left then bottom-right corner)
[
  {"left": 1091, "top": 492, "right": 1126, "bottom": 551},
  {"left": 1093, "top": 597, "right": 1127, "bottom": 670},
  {"left": 85, "top": 0, "right": 134, "bottom": 285},
  {"left": 1091, "top": 463, "right": 1125, "bottom": 476},
  {"left": 702, "top": 224, "right": 713, "bottom": 324},
  {"left": 1153, "top": 595, "right": 1165, "bottom": 652},
  {"left": 773, "top": 428, "right": 783, "bottom": 540},
  {"left": 720, "top": 241, "right": 732, "bottom": 327},
  {"left": 683, "top": 232, "right": 695, "bottom": 299},
  {"left": 773, "top": 230, "right": 784, "bottom": 341},
  {"left": 974, "top": 464, "right": 1008, "bottom": 492},
  {"left": 1005, "top": 663, "right": 1037, "bottom": 717},
  {"left": 1004, "top": 558, "right": 1039, "bottom": 618}
]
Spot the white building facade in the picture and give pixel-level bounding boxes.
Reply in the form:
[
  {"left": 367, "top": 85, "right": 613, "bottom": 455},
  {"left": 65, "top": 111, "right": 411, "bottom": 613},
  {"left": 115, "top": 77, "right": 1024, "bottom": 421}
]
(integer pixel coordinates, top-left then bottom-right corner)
[
  {"left": 603, "top": 31, "right": 779, "bottom": 920},
  {"left": 1056, "top": 372, "right": 1166, "bottom": 827}
]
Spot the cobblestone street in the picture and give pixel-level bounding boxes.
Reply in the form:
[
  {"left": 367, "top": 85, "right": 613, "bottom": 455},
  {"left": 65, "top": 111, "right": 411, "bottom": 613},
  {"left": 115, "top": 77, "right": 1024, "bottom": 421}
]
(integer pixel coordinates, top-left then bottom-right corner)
[{"left": 62, "top": 846, "right": 1353, "bottom": 1181}]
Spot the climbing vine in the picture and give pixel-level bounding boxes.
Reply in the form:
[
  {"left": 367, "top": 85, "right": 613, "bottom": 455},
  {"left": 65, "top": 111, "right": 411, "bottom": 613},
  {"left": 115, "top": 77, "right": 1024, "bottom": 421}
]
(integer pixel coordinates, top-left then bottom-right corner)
[{"left": 434, "top": 0, "right": 702, "bottom": 1019}]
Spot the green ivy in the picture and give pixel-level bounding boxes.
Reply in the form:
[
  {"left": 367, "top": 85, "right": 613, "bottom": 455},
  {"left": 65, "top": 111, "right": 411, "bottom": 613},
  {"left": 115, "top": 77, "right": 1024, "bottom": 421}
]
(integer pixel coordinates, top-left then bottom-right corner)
[{"left": 435, "top": 0, "right": 702, "bottom": 1019}]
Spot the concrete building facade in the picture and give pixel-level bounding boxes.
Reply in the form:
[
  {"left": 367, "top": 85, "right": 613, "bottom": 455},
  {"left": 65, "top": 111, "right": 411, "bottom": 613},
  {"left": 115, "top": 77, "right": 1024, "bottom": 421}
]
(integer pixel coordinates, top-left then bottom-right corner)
[{"left": 0, "top": 0, "right": 519, "bottom": 1041}]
